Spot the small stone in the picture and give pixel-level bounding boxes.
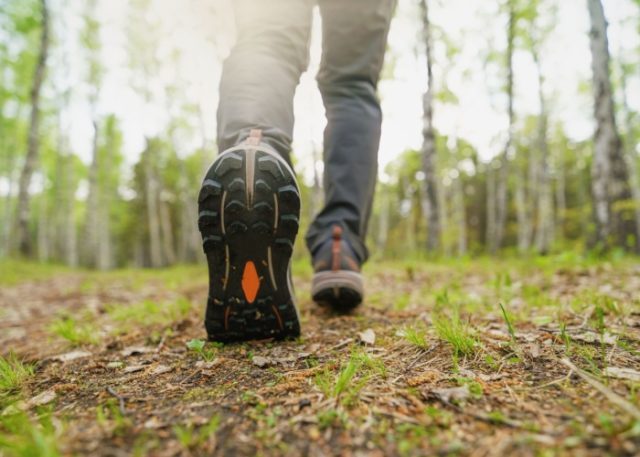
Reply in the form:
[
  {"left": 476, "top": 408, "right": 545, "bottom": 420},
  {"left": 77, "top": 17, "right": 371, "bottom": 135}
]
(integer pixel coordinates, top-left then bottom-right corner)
[
  {"left": 252, "top": 356, "right": 271, "bottom": 368},
  {"left": 27, "top": 390, "right": 57, "bottom": 408},
  {"left": 298, "top": 398, "right": 312, "bottom": 411}
]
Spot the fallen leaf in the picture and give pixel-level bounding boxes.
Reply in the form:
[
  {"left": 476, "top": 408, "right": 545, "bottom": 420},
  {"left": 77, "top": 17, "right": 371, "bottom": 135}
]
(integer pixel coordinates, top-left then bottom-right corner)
[
  {"left": 123, "top": 365, "right": 145, "bottom": 373},
  {"left": 52, "top": 350, "right": 92, "bottom": 362},
  {"left": 430, "top": 385, "right": 470, "bottom": 403},
  {"left": 107, "top": 361, "right": 124, "bottom": 369},
  {"left": 151, "top": 365, "right": 173, "bottom": 375},
  {"left": 572, "top": 332, "right": 617, "bottom": 345},
  {"left": 358, "top": 328, "right": 376, "bottom": 346},
  {"left": 406, "top": 370, "right": 441, "bottom": 387},
  {"left": 604, "top": 367, "right": 640, "bottom": 382},
  {"left": 27, "top": 390, "right": 57, "bottom": 408},
  {"left": 252, "top": 356, "right": 271, "bottom": 368}
]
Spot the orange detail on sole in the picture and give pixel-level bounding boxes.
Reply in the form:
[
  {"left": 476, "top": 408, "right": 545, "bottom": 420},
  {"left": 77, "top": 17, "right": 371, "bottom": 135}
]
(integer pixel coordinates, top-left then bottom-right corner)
[{"left": 242, "top": 261, "right": 260, "bottom": 304}]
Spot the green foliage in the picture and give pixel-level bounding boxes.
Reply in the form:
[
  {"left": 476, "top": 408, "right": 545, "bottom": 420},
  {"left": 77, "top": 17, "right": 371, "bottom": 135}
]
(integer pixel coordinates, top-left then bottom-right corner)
[
  {"left": 186, "top": 339, "right": 218, "bottom": 362},
  {"left": 0, "top": 407, "right": 61, "bottom": 457},
  {"left": 48, "top": 316, "right": 100, "bottom": 346},
  {"left": 173, "top": 415, "right": 220, "bottom": 450},
  {"left": 433, "top": 311, "right": 477, "bottom": 357},
  {"left": 402, "top": 323, "right": 429, "bottom": 349},
  {"left": 106, "top": 298, "right": 192, "bottom": 331},
  {"left": 0, "top": 353, "right": 34, "bottom": 399}
]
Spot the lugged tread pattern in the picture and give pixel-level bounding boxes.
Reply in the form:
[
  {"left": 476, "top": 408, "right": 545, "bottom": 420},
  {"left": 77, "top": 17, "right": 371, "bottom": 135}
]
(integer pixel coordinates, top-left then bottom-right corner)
[{"left": 198, "top": 145, "right": 301, "bottom": 342}]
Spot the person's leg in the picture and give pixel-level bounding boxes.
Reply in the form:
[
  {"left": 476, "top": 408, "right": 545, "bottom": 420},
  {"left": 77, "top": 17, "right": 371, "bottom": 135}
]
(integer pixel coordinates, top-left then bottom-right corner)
[
  {"left": 306, "top": 0, "right": 396, "bottom": 263},
  {"left": 217, "top": 0, "right": 314, "bottom": 162},
  {"left": 201, "top": 1, "right": 312, "bottom": 342}
]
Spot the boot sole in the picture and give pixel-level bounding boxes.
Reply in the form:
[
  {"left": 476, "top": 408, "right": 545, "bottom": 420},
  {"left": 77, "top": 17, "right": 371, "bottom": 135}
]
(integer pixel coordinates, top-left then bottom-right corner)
[
  {"left": 311, "top": 270, "right": 363, "bottom": 312},
  {"left": 198, "top": 144, "right": 301, "bottom": 342}
]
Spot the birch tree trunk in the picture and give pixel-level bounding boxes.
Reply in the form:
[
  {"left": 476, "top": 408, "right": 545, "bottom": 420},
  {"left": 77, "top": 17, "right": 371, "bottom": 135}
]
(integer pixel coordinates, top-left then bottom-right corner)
[
  {"left": 515, "top": 169, "right": 529, "bottom": 252},
  {"left": 64, "top": 153, "right": 78, "bottom": 267},
  {"left": 492, "top": 1, "right": 516, "bottom": 254},
  {"left": 486, "top": 165, "right": 496, "bottom": 251},
  {"left": 84, "top": 120, "right": 100, "bottom": 267},
  {"left": 619, "top": 62, "right": 640, "bottom": 253},
  {"left": 454, "top": 174, "right": 467, "bottom": 256},
  {"left": 587, "top": 0, "right": 635, "bottom": 249},
  {"left": 16, "top": 0, "right": 49, "bottom": 256},
  {"left": 419, "top": 0, "right": 440, "bottom": 253},
  {"left": 144, "top": 147, "right": 162, "bottom": 267}
]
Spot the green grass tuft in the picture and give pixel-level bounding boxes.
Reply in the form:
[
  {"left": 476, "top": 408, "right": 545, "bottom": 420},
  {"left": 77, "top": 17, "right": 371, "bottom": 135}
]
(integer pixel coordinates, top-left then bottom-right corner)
[
  {"left": 433, "top": 311, "right": 477, "bottom": 357},
  {"left": 0, "top": 354, "right": 34, "bottom": 397}
]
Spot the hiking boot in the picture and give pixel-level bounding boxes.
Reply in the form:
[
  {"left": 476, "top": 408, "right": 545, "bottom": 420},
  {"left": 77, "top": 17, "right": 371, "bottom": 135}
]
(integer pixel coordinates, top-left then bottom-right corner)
[
  {"left": 311, "top": 225, "right": 364, "bottom": 312},
  {"left": 198, "top": 130, "right": 301, "bottom": 342}
]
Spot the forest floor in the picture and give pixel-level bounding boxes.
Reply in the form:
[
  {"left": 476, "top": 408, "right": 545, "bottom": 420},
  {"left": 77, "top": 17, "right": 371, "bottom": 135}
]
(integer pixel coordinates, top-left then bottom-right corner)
[{"left": 1, "top": 256, "right": 640, "bottom": 456}]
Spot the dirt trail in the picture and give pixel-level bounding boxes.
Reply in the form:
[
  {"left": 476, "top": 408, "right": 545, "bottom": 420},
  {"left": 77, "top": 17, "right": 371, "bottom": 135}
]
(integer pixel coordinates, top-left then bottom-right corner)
[{"left": 1, "top": 260, "right": 639, "bottom": 456}]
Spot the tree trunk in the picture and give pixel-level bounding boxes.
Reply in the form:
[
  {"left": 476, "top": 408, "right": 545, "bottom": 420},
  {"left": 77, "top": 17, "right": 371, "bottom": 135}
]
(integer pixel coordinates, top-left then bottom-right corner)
[
  {"left": 37, "top": 196, "right": 49, "bottom": 262},
  {"left": 486, "top": 164, "right": 496, "bottom": 251},
  {"left": 419, "top": 0, "right": 440, "bottom": 253},
  {"left": 533, "top": 48, "right": 554, "bottom": 253},
  {"left": 159, "top": 193, "right": 176, "bottom": 265},
  {"left": 454, "top": 174, "right": 467, "bottom": 256},
  {"left": 587, "top": 0, "right": 635, "bottom": 250},
  {"left": 16, "top": 0, "right": 50, "bottom": 256},
  {"left": 376, "top": 189, "right": 389, "bottom": 254},
  {"left": 555, "top": 157, "right": 566, "bottom": 240},
  {"left": 493, "top": 0, "right": 515, "bottom": 253},
  {"left": 144, "top": 148, "right": 162, "bottom": 267},
  {"left": 84, "top": 120, "right": 100, "bottom": 267},
  {"left": 619, "top": 61, "right": 640, "bottom": 253},
  {"left": 64, "top": 153, "right": 78, "bottom": 267},
  {"left": 515, "top": 169, "right": 529, "bottom": 252}
]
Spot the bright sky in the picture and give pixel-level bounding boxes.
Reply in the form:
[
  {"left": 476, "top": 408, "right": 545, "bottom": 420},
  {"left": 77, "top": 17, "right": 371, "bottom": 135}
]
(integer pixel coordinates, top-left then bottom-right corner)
[{"left": 60, "top": 0, "right": 640, "bottom": 184}]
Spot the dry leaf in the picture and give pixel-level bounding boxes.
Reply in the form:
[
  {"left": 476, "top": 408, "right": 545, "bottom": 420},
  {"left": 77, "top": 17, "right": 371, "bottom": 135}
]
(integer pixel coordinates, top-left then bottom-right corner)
[
  {"left": 123, "top": 365, "right": 145, "bottom": 373},
  {"left": 53, "top": 350, "right": 92, "bottom": 362},
  {"left": 252, "top": 356, "right": 271, "bottom": 368},
  {"left": 27, "top": 390, "right": 57, "bottom": 408},
  {"left": 572, "top": 332, "right": 617, "bottom": 345},
  {"left": 430, "top": 385, "right": 470, "bottom": 403},
  {"left": 151, "top": 365, "right": 173, "bottom": 375},
  {"left": 358, "top": 328, "right": 376, "bottom": 346}
]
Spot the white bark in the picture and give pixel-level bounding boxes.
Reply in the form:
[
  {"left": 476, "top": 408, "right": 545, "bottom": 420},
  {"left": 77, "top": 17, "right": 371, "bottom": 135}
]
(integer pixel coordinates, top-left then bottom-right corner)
[
  {"left": 16, "top": 0, "right": 49, "bottom": 256},
  {"left": 419, "top": 0, "right": 440, "bottom": 253},
  {"left": 587, "top": 0, "right": 635, "bottom": 248}
]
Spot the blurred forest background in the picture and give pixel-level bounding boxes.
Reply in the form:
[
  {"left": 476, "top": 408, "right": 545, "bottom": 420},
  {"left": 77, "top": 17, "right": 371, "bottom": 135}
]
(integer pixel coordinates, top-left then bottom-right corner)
[{"left": 1, "top": 0, "right": 639, "bottom": 269}]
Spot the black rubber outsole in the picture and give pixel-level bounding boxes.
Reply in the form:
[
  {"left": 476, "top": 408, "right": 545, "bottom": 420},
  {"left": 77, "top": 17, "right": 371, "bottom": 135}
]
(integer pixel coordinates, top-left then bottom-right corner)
[
  {"left": 198, "top": 144, "right": 301, "bottom": 342},
  {"left": 312, "top": 288, "right": 362, "bottom": 313}
]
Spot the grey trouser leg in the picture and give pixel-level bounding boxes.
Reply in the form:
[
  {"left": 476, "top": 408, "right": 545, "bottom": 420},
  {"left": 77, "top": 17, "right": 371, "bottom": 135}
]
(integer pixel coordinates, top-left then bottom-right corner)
[
  {"left": 216, "top": 0, "right": 313, "bottom": 163},
  {"left": 305, "top": 0, "right": 396, "bottom": 263},
  {"left": 217, "top": 0, "right": 395, "bottom": 263}
]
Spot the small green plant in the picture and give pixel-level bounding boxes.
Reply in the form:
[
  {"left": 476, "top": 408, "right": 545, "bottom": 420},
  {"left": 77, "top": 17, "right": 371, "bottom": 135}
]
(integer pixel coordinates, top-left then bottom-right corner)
[
  {"left": 433, "top": 311, "right": 477, "bottom": 358},
  {"left": 173, "top": 415, "right": 220, "bottom": 450},
  {"left": 499, "top": 302, "right": 516, "bottom": 344},
  {"left": 0, "top": 407, "right": 61, "bottom": 456},
  {"left": 186, "top": 339, "right": 217, "bottom": 362},
  {"left": 48, "top": 316, "right": 99, "bottom": 346},
  {"left": 316, "top": 409, "right": 344, "bottom": 430},
  {"left": 0, "top": 353, "right": 34, "bottom": 399},
  {"left": 560, "top": 322, "right": 572, "bottom": 353},
  {"left": 402, "top": 324, "right": 429, "bottom": 349},
  {"left": 454, "top": 376, "right": 483, "bottom": 399},
  {"left": 315, "top": 352, "right": 371, "bottom": 406}
]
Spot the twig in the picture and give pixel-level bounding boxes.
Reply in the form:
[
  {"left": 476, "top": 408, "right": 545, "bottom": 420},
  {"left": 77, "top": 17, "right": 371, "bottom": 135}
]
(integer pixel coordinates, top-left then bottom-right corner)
[
  {"left": 106, "top": 386, "right": 127, "bottom": 415},
  {"left": 328, "top": 338, "right": 354, "bottom": 352},
  {"left": 559, "top": 358, "right": 640, "bottom": 421}
]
